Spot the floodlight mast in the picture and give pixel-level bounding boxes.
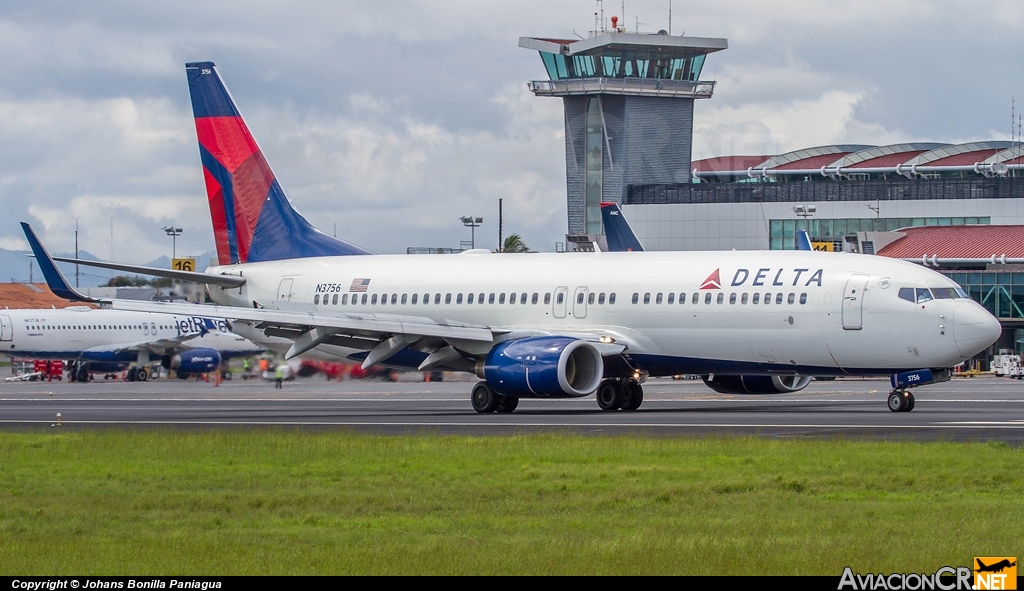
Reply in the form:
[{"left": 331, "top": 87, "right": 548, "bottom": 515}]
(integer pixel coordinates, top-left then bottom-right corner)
[
  {"left": 162, "top": 226, "right": 183, "bottom": 260},
  {"left": 460, "top": 216, "right": 483, "bottom": 250}
]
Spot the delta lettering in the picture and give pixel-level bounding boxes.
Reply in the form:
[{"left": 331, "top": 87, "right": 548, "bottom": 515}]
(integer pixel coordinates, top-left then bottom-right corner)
[{"left": 730, "top": 268, "right": 824, "bottom": 288}]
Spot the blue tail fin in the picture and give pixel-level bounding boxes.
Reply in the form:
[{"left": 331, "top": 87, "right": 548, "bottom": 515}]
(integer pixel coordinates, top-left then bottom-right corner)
[
  {"left": 185, "top": 62, "right": 373, "bottom": 264},
  {"left": 600, "top": 202, "right": 644, "bottom": 252},
  {"left": 796, "top": 229, "right": 813, "bottom": 251},
  {"left": 21, "top": 223, "right": 98, "bottom": 303}
]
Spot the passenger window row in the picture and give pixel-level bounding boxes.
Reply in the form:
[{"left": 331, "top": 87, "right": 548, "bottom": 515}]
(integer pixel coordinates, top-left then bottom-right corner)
[
  {"left": 631, "top": 291, "right": 809, "bottom": 306},
  {"left": 25, "top": 324, "right": 166, "bottom": 331},
  {"left": 312, "top": 291, "right": 618, "bottom": 307}
]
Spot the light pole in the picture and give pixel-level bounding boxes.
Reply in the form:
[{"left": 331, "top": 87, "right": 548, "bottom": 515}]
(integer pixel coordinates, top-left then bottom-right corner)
[
  {"left": 162, "top": 226, "right": 183, "bottom": 260},
  {"left": 460, "top": 216, "right": 483, "bottom": 250},
  {"left": 793, "top": 204, "right": 816, "bottom": 230}
]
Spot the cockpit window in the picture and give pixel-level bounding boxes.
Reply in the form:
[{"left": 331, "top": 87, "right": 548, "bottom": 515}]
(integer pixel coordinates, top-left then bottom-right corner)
[
  {"left": 915, "top": 288, "right": 933, "bottom": 304},
  {"left": 898, "top": 288, "right": 914, "bottom": 303},
  {"left": 931, "top": 287, "right": 959, "bottom": 299}
]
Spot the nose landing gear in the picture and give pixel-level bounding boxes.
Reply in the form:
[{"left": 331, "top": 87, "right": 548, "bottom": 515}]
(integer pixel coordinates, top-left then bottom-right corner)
[{"left": 887, "top": 389, "right": 916, "bottom": 413}]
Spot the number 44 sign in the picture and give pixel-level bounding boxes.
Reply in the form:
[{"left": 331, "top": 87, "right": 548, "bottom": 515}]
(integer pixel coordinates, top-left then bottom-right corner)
[{"left": 172, "top": 258, "right": 196, "bottom": 272}]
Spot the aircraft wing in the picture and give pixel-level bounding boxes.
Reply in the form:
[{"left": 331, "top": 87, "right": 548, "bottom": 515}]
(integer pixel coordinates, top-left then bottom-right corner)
[
  {"left": 110, "top": 299, "right": 493, "bottom": 350},
  {"left": 83, "top": 335, "right": 201, "bottom": 357}
]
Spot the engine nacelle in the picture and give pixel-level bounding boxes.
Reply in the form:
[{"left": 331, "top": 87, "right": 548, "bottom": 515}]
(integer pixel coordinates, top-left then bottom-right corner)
[
  {"left": 482, "top": 336, "right": 604, "bottom": 398},
  {"left": 703, "top": 374, "right": 812, "bottom": 394},
  {"left": 168, "top": 348, "right": 222, "bottom": 374}
]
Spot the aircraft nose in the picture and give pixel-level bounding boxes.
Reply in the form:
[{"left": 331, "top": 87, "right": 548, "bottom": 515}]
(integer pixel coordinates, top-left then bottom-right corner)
[{"left": 952, "top": 302, "right": 1002, "bottom": 357}]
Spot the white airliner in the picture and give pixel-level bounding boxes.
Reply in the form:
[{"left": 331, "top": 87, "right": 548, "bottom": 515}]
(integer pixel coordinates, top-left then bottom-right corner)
[
  {"left": 0, "top": 307, "right": 263, "bottom": 381},
  {"left": 22, "top": 62, "right": 1002, "bottom": 412}
]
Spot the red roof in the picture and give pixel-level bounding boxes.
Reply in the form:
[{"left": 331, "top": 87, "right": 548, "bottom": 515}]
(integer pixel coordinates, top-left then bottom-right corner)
[
  {"left": 692, "top": 155, "right": 771, "bottom": 173},
  {"left": 847, "top": 150, "right": 929, "bottom": 168},
  {"left": 926, "top": 149, "right": 1002, "bottom": 166},
  {"left": 877, "top": 225, "right": 1024, "bottom": 259},
  {"left": 774, "top": 153, "right": 854, "bottom": 170}
]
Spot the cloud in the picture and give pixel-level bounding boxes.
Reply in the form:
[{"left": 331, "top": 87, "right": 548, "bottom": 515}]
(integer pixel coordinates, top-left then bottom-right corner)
[{"left": 1, "top": 0, "right": 1023, "bottom": 260}]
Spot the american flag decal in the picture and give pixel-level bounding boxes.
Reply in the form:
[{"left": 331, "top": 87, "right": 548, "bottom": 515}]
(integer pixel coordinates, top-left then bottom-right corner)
[{"left": 349, "top": 278, "right": 371, "bottom": 292}]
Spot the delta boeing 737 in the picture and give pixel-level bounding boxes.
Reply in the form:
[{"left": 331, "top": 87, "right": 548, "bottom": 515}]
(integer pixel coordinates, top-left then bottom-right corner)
[{"left": 24, "top": 62, "right": 1001, "bottom": 413}]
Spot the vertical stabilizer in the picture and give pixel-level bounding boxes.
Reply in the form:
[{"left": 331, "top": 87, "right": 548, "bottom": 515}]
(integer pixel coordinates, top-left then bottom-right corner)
[
  {"left": 796, "top": 229, "right": 813, "bottom": 251},
  {"left": 600, "top": 202, "right": 644, "bottom": 252},
  {"left": 185, "top": 62, "right": 372, "bottom": 265}
]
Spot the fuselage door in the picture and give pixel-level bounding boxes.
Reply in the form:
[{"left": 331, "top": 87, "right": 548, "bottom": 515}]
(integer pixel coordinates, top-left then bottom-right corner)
[
  {"left": 573, "top": 287, "right": 589, "bottom": 319},
  {"left": 553, "top": 286, "right": 569, "bottom": 319},
  {"left": 842, "top": 274, "right": 870, "bottom": 330},
  {"left": 277, "top": 278, "right": 295, "bottom": 303},
  {"left": 0, "top": 315, "right": 12, "bottom": 341}
]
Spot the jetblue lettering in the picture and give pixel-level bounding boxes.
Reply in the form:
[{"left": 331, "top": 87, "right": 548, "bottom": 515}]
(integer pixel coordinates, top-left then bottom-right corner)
[
  {"left": 174, "top": 316, "right": 212, "bottom": 336},
  {"left": 730, "top": 268, "right": 824, "bottom": 288}
]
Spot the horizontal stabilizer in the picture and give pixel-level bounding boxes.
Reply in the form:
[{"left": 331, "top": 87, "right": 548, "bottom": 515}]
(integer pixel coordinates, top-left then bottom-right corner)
[{"left": 50, "top": 256, "right": 246, "bottom": 288}]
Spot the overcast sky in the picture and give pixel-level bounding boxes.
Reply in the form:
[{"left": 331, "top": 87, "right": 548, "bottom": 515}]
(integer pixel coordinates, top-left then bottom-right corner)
[{"left": 1, "top": 0, "right": 1021, "bottom": 263}]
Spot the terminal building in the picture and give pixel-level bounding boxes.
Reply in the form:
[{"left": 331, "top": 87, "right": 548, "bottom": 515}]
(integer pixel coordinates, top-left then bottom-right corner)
[{"left": 520, "top": 23, "right": 1024, "bottom": 358}]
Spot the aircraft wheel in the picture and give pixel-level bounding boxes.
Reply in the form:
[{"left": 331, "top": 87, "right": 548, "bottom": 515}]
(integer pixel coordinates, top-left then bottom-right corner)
[
  {"left": 137, "top": 369, "right": 148, "bottom": 382},
  {"left": 887, "top": 390, "right": 908, "bottom": 412},
  {"left": 76, "top": 367, "right": 89, "bottom": 382},
  {"left": 905, "top": 392, "right": 915, "bottom": 412},
  {"left": 471, "top": 381, "right": 500, "bottom": 413},
  {"left": 222, "top": 371, "right": 232, "bottom": 381},
  {"left": 596, "top": 379, "right": 623, "bottom": 411},
  {"left": 495, "top": 395, "right": 519, "bottom": 414},
  {"left": 621, "top": 382, "right": 644, "bottom": 411},
  {"left": 177, "top": 371, "right": 191, "bottom": 380},
  {"left": 126, "top": 367, "right": 138, "bottom": 382}
]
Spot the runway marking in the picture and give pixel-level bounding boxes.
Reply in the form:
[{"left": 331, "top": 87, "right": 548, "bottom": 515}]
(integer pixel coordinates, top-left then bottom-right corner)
[
  {"left": 4, "top": 398, "right": 1024, "bottom": 403},
  {"left": 1, "top": 420, "right": 1023, "bottom": 429},
  {"left": 936, "top": 420, "right": 1024, "bottom": 425}
]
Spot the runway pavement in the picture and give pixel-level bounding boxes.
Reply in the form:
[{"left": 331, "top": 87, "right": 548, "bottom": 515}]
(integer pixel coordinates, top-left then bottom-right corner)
[{"left": 2, "top": 374, "right": 1024, "bottom": 442}]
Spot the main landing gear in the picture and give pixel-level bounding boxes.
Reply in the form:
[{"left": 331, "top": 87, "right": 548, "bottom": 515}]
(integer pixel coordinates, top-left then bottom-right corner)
[
  {"left": 469, "top": 378, "right": 644, "bottom": 414},
  {"left": 596, "top": 378, "right": 643, "bottom": 411},
  {"left": 471, "top": 381, "right": 519, "bottom": 414},
  {"left": 887, "top": 388, "right": 916, "bottom": 413},
  {"left": 126, "top": 367, "right": 149, "bottom": 382}
]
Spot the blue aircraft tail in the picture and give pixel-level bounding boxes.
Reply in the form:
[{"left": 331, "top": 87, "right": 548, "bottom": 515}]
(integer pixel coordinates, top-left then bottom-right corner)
[
  {"left": 185, "top": 62, "right": 373, "bottom": 264},
  {"left": 796, "top": 229, "right": 813, "bottom": 251},
  {"left": 600, "top": 202, "right": 644, "bottom": 252}
]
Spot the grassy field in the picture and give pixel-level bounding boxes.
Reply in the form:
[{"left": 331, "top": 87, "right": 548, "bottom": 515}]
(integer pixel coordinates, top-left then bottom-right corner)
[{"left": 0, "top": 430, "right": 1021, "bottom": 575}]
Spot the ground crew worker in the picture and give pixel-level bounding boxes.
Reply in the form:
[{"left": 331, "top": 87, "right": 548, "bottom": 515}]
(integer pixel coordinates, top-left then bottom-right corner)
[
  {"left": 275, "top": 363, "right": 285, "bottom": 389},
  {"left": 243, "top": 358, "right": 251, "bottom": 378}
]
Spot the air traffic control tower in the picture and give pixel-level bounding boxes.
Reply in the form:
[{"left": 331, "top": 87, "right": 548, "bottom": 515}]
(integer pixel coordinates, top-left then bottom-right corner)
[{"left": 520, "top": 24, "right": 727, "bottom": 244}]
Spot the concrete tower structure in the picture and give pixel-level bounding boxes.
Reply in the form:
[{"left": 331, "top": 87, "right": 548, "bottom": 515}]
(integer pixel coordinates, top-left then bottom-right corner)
[{"left": 520, "top": 26, "right": 727, "bottom": 243}]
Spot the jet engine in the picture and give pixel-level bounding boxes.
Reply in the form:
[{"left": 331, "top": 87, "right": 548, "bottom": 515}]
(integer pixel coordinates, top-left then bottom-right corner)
[
  {"left": 164, "top": 348, "right": 222, "bottom": 374},
  {"left": 702, "top": 374, "right": 812, "bottom": 394},
  {"left": 479, "top": 336, "right": 604, "bottom": 398}
]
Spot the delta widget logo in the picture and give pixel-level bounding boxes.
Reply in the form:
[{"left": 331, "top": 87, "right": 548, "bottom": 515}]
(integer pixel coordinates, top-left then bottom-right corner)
[{"left": 700, "top": 269, "right": 721, "bottom": 290}]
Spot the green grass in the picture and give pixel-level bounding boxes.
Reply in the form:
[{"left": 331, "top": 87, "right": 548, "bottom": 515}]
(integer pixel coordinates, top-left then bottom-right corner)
[{"left": 0, "top": 430, "right": 1021, "bottom": 575}]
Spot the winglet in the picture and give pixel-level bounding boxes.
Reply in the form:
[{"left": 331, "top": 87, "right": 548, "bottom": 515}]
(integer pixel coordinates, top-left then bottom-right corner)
[
  {"left": 796, "top": 229, "right": 813, "bottom": 251},
  {"left": 20, "top": 222, "right": 101, "bottom": 303},
  {"left": 600, "top": 202, "right": 644, "bottom": 252}
]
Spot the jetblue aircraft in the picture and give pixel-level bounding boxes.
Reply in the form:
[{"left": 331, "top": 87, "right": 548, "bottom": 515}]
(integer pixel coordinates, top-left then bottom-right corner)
[
  {"left": 0, "top": 307, "right": 263, "bottom": 381},
  {"left": 23, "top": 62, "right": 1002, "bottom": 413}
]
